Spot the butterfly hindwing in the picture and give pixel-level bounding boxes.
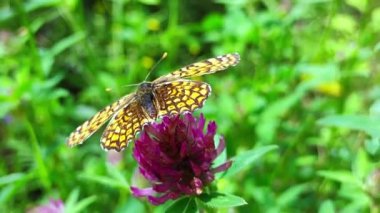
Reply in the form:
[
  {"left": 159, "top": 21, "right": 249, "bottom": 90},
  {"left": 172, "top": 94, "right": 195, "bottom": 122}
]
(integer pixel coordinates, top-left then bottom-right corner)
[
  {"left": 100, "top": 100, "right": 151, "bottom": 151},
  {"left": 153, "top": 80, "right": 211, "bottom": 116},
  {"left": 67, "top": 94, "right": 134, "bottom": 147}
]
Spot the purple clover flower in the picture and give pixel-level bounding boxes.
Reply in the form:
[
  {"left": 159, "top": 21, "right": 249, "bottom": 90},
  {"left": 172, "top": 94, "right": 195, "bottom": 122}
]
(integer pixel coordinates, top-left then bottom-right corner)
[
  {"left": 131, "top": 113, "right": 232, "bottom": 205},
  {"left": 27, "top": 199, "right": 64, "bottom": 213}
]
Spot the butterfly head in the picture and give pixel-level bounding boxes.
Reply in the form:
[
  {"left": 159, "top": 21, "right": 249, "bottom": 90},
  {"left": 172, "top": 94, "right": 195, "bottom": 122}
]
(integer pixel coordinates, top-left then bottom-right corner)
[{"left": 138, "top": 82, "right": 153, "bottom": 93}]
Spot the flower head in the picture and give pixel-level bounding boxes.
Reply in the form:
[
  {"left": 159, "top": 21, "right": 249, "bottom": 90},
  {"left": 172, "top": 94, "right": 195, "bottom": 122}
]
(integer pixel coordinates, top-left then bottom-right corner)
[
  {"left": 131, "top": 113, "right": 232, "bottom": 205},
  {"left": 27, "top": 199, "right": 64, "bottom": 213}
]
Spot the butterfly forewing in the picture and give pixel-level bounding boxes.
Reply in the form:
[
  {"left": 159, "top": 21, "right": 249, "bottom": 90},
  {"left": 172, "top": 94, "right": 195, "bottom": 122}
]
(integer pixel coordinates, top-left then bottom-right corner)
[
  {"left": 154, "top": 80, "right": 211, "bottom": 116},
  {"left": 154, "top": 53, "right": 240, "bottom": 83},
  {"left": 100, "top": 101, "right": 151, "bottom": 151},
  {"left": 67, "top": 94, "right": 134, "bottom": 147}
]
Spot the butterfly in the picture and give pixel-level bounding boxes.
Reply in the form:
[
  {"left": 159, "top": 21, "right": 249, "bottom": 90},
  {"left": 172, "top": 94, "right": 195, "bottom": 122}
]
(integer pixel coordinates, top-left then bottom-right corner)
[{"left": 67, "top": 53, "right": 240, "bottom": 151}]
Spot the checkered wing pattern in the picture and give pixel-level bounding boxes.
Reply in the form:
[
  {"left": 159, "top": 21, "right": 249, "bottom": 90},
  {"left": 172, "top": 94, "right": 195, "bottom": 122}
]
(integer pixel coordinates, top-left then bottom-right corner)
[
  {"left": 67, "top": 94, "right": 133, "bottom": 147},
  {"left": 100, "top": 101, "right": 151, "bottom": 151},
  {"left": 68, "top": 53, "right": 240, "bottom": 152},
  {"left": 154, "top": 80, "right": 211, "bottom": 116},
  {"left": 154, "top": 53, "right": 240, "bottom": 83}
]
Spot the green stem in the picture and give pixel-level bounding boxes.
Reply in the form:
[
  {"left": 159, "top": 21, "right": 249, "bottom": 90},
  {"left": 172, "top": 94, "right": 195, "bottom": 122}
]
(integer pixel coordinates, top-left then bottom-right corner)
[
  {"left": 25, "top": 119, "right": 51, "bottom": 190},
  {"left": 14, "top": 0, "right": 43, "bottom": 76},
  {"left": 167, "top": 0, "right": 179, "bottom": 57}
]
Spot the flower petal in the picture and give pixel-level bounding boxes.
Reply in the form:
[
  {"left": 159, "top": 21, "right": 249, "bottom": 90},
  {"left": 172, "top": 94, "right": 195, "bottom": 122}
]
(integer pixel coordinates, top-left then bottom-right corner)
[
  {"left": 197, "top": 114, "right": 206, "bottom": 130},
  {"left": 147, "top": 192, "right": 180, "bottom": 205},
  {"left": 131, "top": 186, "right": 156, "bottom": 197},
  {"left": 212, "top": 160, "right": 233, "bottom": 173},
  {"left": 216, "top": 136, "right": 226, "bottom": 156}
]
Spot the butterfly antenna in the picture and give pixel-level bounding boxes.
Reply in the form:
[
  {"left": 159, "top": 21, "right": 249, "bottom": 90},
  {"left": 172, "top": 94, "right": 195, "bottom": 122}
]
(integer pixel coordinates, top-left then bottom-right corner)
[
  {"left": 122, "top": 83, "right": 142, "bottom": 88},
  {"left": 144, "top": 52, "right": 168, "bottom": 82}
]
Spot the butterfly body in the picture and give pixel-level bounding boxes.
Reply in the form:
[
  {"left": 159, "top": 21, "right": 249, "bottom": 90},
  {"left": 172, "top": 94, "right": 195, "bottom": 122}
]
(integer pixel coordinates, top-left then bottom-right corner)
[
  {"left": 68, "top": 53, "right": 240, "bottom": 151},
  {"left": 136, "top": 82, "right": 157, "bottom": 118}
]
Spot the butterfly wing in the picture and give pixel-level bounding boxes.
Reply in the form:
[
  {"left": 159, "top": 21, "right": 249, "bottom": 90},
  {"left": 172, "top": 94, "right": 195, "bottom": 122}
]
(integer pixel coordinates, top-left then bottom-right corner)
[
  {"left": 153, "top": 80, "right": 211, "bottom": 116},
  {"left": 68, "top": 53, "right": 239, "bottom": 151},
  {"left": 100, "top": 100, "right": 152, "bottom": 151},
  {"left": 154, "top": 53, "right": 240, "bottom": 83},
  {"left": 67, "top": 94, "right": 134, "bottom": 147}
]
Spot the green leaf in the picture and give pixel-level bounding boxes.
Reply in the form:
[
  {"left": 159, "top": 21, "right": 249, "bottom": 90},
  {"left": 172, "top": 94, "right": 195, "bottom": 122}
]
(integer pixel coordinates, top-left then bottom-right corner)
[
  {"left": 0, "top": 102, "right": 18, "bottom": 119},
  {"left": 346, "top": 0, "right": 367, "bottom": 13},
  {"left": 71, "top": 196, "right": 97, "bottom": 213},
  {"left": 138, "top": 0, "right": 160, "bottom": 5},
  {"left": 165, "top": 197, "right": 197, "bottom": 213},
  {"left": 78, "top": 174, "right": 129, "bottom": 190},
  {"left": 318, "top": 200, "right": 335, "bottom": 213},
  {"left": 318, "top": 115, "right": 380, "bottom": 138},
  {"left": 115, "top": 198, "right": 145, "bottom": 213},
  {"left": 317, "top": 170, "right": 363, "bottom": 187},
  {"left": 223, "top": 145, "right": 278, "bottom": 178},
  {"left": 331, "top": 14, "right": 357, "bottom": 33},
  {"left": 65, "top": 189, "right": 96, "bottom": 213},
  {"left": 65, "top": 188, "right": 80, "bottom": 208},
  {"left": 372, "top": 8, "right": 380, "bottom": 32},
  {"left": 0, "top": 185, "right": 16, "bottom": 205},
  {"left": 352, "top": 149, "right": 371, "bottom": 180},
  {"left": 0, "top": 172, "right": 34, "bottom": 206},
  {"left": 0, "top": 173, "right": 25, "bottom": 186},
  {"left": 197, "top": 192, "right": 247, "bottom": 208},
  {"left": 50, "top": 32, "right": 85, "bottom": 56},
  {"left": 277, "top": 184, "right": 309, "bottom": 207},
  {"left": 107, "top": 164, "right": 130, "bottom": 188},
  {"left": 365, "top": 137, "right": 380, "bottom": 155},
  {"left": 40, "top": 32, "right": 85, "bottom": 75}
]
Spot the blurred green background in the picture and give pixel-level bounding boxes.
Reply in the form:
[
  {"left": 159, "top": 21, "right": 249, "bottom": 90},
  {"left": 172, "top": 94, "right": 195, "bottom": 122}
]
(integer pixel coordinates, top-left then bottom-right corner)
[{"left": 1, "top": 0, "right": 380, "bottom": 212}]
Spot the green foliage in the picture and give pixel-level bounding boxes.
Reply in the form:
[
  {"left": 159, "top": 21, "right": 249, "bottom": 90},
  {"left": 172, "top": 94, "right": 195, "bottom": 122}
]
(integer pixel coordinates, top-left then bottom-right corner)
[
  {"left": 197, "top": 193, "right": 247, "bottom": 209},
  {"left": 1, "top": 0, "right": 380, "bottom": 212},
  {"left": 222, "top": 145, "right": 278, "bottom": 178},
  {"left": 64, "top": 189, "right": 97, "bottom": 213},
  {"left": 166, "top": 197, "right": 197, "bottom": 213},
  {"left": 318, "top": 115, "right": 380, "bottom": 137}
]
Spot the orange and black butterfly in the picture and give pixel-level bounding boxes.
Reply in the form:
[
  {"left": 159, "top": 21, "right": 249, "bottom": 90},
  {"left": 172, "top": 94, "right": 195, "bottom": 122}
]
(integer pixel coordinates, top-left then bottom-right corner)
[{"left": 67, "top": 53, "right": 240, "bottom": 151}]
